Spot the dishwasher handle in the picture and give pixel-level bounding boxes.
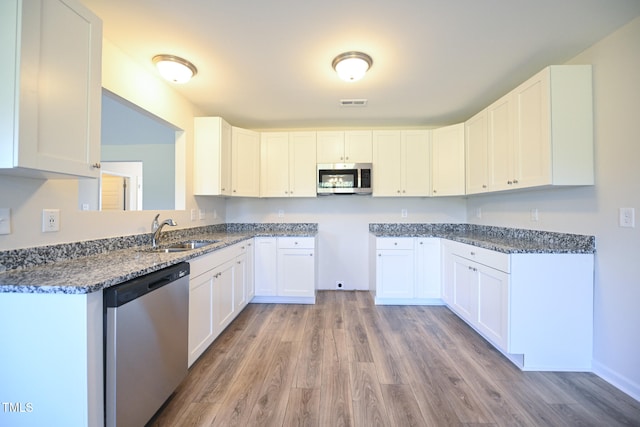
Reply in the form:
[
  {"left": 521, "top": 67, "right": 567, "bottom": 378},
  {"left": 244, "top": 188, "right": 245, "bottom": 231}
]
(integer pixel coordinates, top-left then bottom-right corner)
[{"left": 105, "top": 262, "right": 190, "bottom": 307}]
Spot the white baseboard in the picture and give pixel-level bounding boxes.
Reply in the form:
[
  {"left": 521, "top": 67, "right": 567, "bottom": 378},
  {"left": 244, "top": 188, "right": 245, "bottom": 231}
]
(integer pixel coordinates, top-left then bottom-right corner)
[{"left": 592, "top": 359, "right": 640, "bottom": 402}]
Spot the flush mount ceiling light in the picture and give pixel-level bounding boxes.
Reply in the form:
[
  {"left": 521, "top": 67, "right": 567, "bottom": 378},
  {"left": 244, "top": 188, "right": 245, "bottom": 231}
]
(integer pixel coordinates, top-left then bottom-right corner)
[
  {"left": 332, "top": 51, "right": 373, "bottom": 82},
  {"left": 152, "top": 54, "right": 198, "bottom": 84}
]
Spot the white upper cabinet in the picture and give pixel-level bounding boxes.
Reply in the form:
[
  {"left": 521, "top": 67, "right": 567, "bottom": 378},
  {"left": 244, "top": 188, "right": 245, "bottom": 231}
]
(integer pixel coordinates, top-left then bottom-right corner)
[
  {"left": 194, "top": 117, "right": 232, "bottom": 196},
  {"left": 487, "top": 92, "right": 515, "bottom": 192},
  {"left": 372, "top": 130, "right": 430, "bottom": 197},
  {"left": 465, "top": 110, "right": 489, "bottom": 194},
  {"left": 261, "top": 131, "right": 316, "bottom": 197},
  {"left": 431, "top": 123, "right": 465, "bottom": 196},
  {"left": 483, "top": 65, "right": 594, "bottom": 193},
  {"left": 0, "top": 0, "right": 102, "bottom": 178},
  {"left": 231, "top": 126, "right": 260, "bottom": 197},
  {"left": 513, "top": 65, "right": 593, "bottom": 188},
  {"left": 317, "top": 130, "right": 372, "bottom": 163}
]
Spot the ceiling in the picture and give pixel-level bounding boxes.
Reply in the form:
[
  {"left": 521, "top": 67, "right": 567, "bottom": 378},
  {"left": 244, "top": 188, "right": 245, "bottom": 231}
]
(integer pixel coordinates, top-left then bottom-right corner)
[{"left": 81, "top": 0, "right": 640, "bottom": 130}]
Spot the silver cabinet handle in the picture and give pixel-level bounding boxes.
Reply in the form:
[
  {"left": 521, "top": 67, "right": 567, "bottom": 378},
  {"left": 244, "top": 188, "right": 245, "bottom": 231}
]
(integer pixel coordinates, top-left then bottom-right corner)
[{"left": 92, "top": 163, "right": 101, "bottom": 169}]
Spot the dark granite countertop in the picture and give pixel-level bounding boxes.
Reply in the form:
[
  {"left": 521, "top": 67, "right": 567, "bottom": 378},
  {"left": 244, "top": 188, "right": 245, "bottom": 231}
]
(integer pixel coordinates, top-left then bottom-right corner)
[
  {"left": 0, "top": 224, "right": 317, "bottom": 294},
  {"left": 369, "top": 223, "right": 595, "bottom": 255},
  {"left": 0, "top": 222, "right": 594, "bottom": 295}
]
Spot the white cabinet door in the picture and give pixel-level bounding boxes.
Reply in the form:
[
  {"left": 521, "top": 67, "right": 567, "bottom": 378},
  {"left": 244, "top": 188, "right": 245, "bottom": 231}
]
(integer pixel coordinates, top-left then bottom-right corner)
[
  {"left": 194, "top": 117, "right": 232, "bottom": 195},
  {"left": 372, "top": 130, "right": 402, "bottom": 196},
  {"left": 344, "top": 130, "right": 372, "bottom": 163},
  {"left": 245, "top": 240, "right": 255, "bottom": 301},
  {"left": 431, "top": 123, "right": 465, "bottom": 196},
  {"left": 414, "top": 238, "right": 441, "bottom": 299},
  {"left": 231, "top": 126, "right": 260, "bottom": 196},
  {"left": 476, "top": 263, "right": 510, "bottom": 352},
  {"left": 465, "top": 109, "right": 489, "bottom": 194},
  {"left": 213, "top": 259, "right": 235, "bottom": 333},
  {"left": 188, "top": 271, "right": 214, "bottom": 366},
  {"left": 402, "top": 130, "right": 430, "bottom": 196},
  {"left": 376, "top": 247, "right": 414, "bottom": 299},
  {"left": 487, "top": 93, "right": 514, "bottom": 192},
  {"left": 233, "top": 253, "right": 247, "bottom": 312},
  {"left": 513, "top": 69, "right": 551, "bottom": 189},
  {"left": 450, "top": 255, "right": 477, "bottom": 322},
  {"left": 277, "top": 248, "right": 315, "bottom": 298},
  {"left": 289, "top": 131, "right": 317, "bottom": 197},
  {"left": 316, "top": 130, "right": 372, "bottom": 163},
  {"left": 316, "top": 131, "right": 345, "bottom": 163},
  {"left": 254, "top": 237, "right": 278, "bottom": 296},
  {"left": 373, "top": 130, "right": 429, "bottom": 197},
  {"left": 0, "top": 0, "right": 102, "bottom": 178},
  {"left": 260, "top": 132, "right": 290, "bottom": 197}
]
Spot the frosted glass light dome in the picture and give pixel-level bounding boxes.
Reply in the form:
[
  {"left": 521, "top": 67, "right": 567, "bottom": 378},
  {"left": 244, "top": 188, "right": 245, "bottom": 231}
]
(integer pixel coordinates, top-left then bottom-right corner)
[
  {"left": 153, "top": 55, "right": 197, "bottom": 84},
  {"left": 332, "top": 52, "right": 373, "bottom": 82}
]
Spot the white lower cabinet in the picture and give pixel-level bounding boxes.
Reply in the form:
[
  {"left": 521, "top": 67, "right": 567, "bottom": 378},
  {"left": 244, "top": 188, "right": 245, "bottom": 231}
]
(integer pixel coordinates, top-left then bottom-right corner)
[
  {"left": 449, "top": 253, "right": 509, "bottom": 350},
  {"left": 371, "top": 236, "right": 443, "bottom": 305},
  {"left": 188, "top": 241, "right": 252, "bottom": 367},
  {"left": 441, "top": 239, "right": 593, "bottom": 371},
  {"left": 253, "top": 236, "right": 316, "bottom": 304}
]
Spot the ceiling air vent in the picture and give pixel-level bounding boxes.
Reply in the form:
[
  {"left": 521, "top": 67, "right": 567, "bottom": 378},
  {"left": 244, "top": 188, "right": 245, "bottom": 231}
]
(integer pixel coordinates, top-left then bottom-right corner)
[{"left": 339, "top": 99, "right": 368, "bottom": 107}]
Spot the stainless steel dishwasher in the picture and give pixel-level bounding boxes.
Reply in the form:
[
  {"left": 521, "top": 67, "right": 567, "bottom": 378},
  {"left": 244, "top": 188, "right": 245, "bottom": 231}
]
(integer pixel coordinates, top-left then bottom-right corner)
[{"left": 104, "top": 262, "right": 190, "bottom": 427}]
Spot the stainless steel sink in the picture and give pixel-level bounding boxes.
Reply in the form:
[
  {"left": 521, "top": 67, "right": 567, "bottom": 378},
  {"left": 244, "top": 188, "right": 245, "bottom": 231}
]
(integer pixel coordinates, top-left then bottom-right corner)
[{"left": 145, "top": 240, "right": 219, "bottom": 253}]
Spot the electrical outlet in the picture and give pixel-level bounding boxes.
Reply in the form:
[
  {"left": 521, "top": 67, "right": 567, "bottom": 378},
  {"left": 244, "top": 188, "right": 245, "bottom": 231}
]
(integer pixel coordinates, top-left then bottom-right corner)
[
  {"left": 401, "top": 209, "right": 408, "bottom": 218},
  {"left": 619, "top": 207, "right": 635, "bottom": 228},
  {"left": 42, "top": 209, "right": 60, "bottom": 232},
  {"left": 475, "top": 207, "right": 482, "bottom": 218},
  {"left": 0, "top": 208, "right": 11, "bottom": 235},
  {"left": 190, "top": 208, "right": 197, "bottom": 221},
  {"left": 278, "top": 209, "right": 284, "bottom": 218},
  {"left": 199, "top": 209, "right": 205, "bottom": 220},
  {"left": 335, "top": 281, "right": 345, "bottom": 290}
]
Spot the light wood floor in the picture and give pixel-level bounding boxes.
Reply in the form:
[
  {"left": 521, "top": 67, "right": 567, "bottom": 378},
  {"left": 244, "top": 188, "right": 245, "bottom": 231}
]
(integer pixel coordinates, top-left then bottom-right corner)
[{"left": 150, "top": 291, "right": 640, "bottom": 426}]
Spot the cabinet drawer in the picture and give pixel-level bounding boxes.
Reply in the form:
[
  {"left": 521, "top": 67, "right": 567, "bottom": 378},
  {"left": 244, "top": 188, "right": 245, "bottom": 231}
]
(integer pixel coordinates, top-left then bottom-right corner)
[
  {"left": 376, "top": 237, "right": 414, "bottom": 250},
  {"left": 228, "top": 240, "right": 250, "bottom": 257},
  {"left": 444, "top": 240, "right": 510, "bottom": 273},
  {"left": 189, "top": 250, "right": 228, "bottom": 278},
  {"left": 277, "top": 237, "right": 315, "bottom": 249}
]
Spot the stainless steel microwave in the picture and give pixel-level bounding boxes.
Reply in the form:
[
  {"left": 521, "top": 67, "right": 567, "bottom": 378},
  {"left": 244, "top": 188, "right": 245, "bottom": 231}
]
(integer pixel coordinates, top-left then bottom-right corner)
[{"left": 317, "top": 163, "right": 372, "bottom": 195}]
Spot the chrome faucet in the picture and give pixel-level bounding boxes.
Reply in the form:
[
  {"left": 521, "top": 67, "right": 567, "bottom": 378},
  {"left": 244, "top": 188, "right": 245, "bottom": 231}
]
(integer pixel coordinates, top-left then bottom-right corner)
[{"left": 151, "top": 214, "right": 177, "bottom": 247}]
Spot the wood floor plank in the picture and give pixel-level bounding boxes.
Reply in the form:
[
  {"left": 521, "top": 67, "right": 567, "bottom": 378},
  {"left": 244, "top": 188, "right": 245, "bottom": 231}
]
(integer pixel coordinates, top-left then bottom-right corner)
[
  {"left": 247, "top": 341, "right": 296, "bottom": 426},
  {"left": 282, "top": 387, "right": 320, "bottom": 427},
  {"left": 359, "top": 306, "right": 409, "bottom": 384},
  {"left": 349, "top": 362, "right": 389, "bottom": 427},
  {"left": 345, "top": 306, "right": 374, "bottom": 363},
  {"left": 150, "top": 292, "right": 640, "bottom": 427},
  {"left": 319, "top": 360, "right": 353, "bottom": 427},
  {"left": 380, "top": 383, "right": 428, "bottom": 427},
  {"left": 294, "top": 307, "right": 324, "bottom": 388}
]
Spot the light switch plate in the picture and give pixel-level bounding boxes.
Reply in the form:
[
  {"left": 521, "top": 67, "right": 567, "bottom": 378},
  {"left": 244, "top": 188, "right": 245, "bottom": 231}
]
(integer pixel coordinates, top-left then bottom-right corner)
[
  {"left": 0, "top": 208, "right": 11, "bottom": 235},
  {"left": 619, "top": 207, "right": 635, "bottom": 228}
]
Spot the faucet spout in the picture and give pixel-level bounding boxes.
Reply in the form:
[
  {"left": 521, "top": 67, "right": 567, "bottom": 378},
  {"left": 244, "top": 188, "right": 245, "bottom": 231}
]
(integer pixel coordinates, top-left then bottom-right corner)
[{"left": 152, "top": 217, "right": 178, "bottom": 247}]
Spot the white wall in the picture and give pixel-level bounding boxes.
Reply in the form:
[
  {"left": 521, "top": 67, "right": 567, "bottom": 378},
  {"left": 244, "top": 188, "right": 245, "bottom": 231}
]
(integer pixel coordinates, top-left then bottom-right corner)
[
  {"left": 466, "top": 16, "right": 640, "bottom": 400},
  {"left": 227, "top": 196, "right": 466, "bottom": 290}
]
